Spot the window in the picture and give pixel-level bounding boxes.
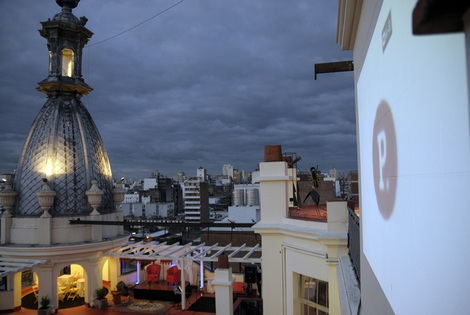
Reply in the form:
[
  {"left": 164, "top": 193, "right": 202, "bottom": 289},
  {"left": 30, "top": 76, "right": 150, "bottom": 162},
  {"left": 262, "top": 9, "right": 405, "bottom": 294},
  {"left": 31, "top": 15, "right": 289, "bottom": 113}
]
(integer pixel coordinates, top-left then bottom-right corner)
[
  {"left": 21, "top": 270, "right": 35, "bottom": 288},
  {"left": 59, "top": 265, "right": 71, "bottom": 276},
  {"left": 121, "top": 259, "right": 137, "bottom": 275},
  {"left": 298, "top": 274, "right": 328, "bottom": 315},
  {"left": 0, "top": 276, "right": 6, "bottom": 291},
  {"left": 61, "top": 49, "right": 74, "bottom": 77}
]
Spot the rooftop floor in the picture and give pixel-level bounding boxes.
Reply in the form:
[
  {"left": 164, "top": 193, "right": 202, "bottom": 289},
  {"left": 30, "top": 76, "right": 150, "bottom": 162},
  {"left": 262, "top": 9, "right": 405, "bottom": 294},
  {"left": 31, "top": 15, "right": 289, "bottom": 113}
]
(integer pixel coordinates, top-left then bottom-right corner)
[{"left": 10, "top": 281, "right": 261, "bottom": 315}]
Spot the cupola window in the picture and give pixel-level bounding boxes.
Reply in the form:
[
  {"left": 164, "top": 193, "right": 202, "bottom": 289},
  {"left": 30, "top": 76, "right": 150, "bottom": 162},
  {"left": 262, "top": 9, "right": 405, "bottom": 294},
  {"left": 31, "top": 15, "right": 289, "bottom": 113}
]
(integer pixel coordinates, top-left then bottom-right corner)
[{"left": 61, "top": 49, "right": 74, "bottom": 77}]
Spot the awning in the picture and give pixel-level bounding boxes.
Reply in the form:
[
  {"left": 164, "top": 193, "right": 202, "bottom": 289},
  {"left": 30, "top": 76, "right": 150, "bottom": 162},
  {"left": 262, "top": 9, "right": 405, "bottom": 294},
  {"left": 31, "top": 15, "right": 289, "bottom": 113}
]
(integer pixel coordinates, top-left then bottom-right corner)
[{"left": 0, "top": 257, "right": 48, "bottom": 277}]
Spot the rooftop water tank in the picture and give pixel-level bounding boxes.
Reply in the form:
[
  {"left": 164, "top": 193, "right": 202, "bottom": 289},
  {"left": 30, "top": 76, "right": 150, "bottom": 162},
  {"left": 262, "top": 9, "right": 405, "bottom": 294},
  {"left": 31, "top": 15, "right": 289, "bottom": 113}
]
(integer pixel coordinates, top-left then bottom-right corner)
[
  {"left": 233, "top": 189, "right": 244, "bottom": 206},
  {"left": 247, "top": 188, "right": 259, "bottom": 206}
]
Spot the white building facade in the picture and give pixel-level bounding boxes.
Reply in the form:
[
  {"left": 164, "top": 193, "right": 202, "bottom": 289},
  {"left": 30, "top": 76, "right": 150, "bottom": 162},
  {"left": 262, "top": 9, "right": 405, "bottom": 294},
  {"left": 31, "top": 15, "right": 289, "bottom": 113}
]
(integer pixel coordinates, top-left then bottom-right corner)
[
  {"left": 253, "top": 162, "right": 358, "bottom": 315},
  {"left": 337, "top": 0, "right": 470, "bottom": 313}
]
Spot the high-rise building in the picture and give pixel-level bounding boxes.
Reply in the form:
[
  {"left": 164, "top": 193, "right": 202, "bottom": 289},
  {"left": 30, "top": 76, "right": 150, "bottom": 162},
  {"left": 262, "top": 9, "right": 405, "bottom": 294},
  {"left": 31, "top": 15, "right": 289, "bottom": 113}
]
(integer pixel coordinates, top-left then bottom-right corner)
[
  {"left": 196, "top": 166, "right": 207, "bottom": 181},
  {"left": 222, "top": 164, "right": 234, "bottom": 178},
  {"left": 176, "top": 172, "right": 185, "bottom": 183},
  {"left": 183, "top": 178, "right": 209, "bottom": 222}
]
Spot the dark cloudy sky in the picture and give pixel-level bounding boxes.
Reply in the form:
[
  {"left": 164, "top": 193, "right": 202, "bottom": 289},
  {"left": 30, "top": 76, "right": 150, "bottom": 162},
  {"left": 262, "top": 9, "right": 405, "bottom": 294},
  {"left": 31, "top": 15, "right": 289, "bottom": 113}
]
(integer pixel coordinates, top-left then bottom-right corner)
[{"left": 0, "top": 0, "right": 356, "bottom": 180}]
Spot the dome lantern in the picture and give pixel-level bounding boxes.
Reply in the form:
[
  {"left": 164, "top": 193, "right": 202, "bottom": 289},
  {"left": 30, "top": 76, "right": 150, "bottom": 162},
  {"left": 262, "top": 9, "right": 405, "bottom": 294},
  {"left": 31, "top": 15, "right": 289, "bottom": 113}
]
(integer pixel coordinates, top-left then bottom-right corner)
[{"left": 37, "top": 0, "right": 93, "bottom": 96}]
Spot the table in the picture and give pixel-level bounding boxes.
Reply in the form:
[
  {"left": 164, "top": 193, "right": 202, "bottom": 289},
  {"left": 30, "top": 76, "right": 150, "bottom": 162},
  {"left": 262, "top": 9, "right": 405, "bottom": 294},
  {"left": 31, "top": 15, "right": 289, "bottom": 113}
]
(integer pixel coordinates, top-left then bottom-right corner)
[
  {"left": 58, "top": 274, "right": 73, "bottom": 286},
  {"left": 57, "top": 274, "right": 74, "bottom": 299},
  {"left": 77, "top": 278, "right": 85, "bottom": 297}
]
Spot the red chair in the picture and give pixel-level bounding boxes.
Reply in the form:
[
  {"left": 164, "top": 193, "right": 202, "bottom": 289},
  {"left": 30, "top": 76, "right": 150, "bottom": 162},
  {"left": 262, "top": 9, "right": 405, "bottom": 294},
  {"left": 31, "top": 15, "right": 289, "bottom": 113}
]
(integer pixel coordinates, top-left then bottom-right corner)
[
  {"left": 146, "top": 264, "right": 161, "bottom": 283},
  {"left": 233, "top": 282, "right": 245, "bottom": 295},
  {"left": 166, "top": 266, "right": 181, "bottom": 285}
]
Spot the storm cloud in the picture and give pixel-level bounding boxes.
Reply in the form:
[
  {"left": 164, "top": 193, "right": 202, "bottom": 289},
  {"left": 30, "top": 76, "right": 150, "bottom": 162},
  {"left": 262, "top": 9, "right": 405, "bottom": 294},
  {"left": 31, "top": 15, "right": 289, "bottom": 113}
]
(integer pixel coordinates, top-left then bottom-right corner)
[{"left": 0, "top": 0, "right": 356, "bottom": 179}]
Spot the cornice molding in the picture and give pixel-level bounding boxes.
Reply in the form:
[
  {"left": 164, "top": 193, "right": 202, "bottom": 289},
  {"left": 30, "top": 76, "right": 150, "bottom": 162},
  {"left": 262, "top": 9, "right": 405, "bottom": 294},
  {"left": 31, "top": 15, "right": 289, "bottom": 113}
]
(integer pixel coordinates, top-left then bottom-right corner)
[
  {"left": 0, "top": 235, "right": 128, "bottom": 259},
  {"left": 337, "top": 0, "right": 364, "bottom": 50}
]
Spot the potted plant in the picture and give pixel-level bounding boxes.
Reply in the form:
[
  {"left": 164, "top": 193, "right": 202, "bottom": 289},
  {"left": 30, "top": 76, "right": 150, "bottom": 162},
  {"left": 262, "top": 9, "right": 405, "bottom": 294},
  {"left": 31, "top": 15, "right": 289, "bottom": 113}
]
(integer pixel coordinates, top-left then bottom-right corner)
[
  {"left": 94, "top": 287, "right": 109, "bottom": 309},
  {"left": 38, "top": 295, "right": 51, "bottom": 315}
]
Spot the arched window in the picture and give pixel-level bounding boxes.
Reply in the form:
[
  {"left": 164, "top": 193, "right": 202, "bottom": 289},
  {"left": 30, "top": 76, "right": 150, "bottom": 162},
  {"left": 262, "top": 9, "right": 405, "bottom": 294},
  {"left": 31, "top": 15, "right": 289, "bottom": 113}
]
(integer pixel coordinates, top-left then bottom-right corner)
[{"left": 61, "top": 49, "right": 74, "bottom": 77}]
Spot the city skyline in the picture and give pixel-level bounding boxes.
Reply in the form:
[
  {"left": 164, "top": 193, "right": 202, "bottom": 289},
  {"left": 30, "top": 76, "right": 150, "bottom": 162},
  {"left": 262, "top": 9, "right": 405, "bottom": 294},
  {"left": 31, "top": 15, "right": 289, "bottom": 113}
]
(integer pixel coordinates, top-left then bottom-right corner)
[{"left": 0, "top": 0, "right": 356, "bottom": 180}]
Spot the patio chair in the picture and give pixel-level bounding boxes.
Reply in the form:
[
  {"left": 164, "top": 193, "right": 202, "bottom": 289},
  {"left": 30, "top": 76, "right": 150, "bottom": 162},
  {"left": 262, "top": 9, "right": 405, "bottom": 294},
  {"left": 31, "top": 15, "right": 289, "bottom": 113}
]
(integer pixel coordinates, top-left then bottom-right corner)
[
  {"left": 146, "top": 263, "right": 161, "bottom": 283},
  {"left": 32, "top": 285, "right": 38, "bottom": 303},
  {"left": 58, "top": 287, "right": 66, "bottom": 302},
  {"left": 166, "top": 266, "right": 181, "bottom": 285},
  {"left": 67, "top": 285, "right": 79, "bottom": 300}
]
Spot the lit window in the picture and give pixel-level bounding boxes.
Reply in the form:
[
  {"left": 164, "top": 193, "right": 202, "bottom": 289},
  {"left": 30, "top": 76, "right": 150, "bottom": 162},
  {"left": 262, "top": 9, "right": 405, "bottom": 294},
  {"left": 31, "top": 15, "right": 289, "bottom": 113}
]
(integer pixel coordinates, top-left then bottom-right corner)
[
  {"left": 49, "top": 51, "right": 52, "bottom": 73},
  {"left": 297, "top": 274, "right": 329, "bottom": 315},
  {"left": 21, "top": 270, "right": 35, "bottom": 288},
  {"left": 121, "top": 259, "right": 137, "bottom": 275},
  {"left": 61, "top": 49, "right": 74, "bottom": 77}
]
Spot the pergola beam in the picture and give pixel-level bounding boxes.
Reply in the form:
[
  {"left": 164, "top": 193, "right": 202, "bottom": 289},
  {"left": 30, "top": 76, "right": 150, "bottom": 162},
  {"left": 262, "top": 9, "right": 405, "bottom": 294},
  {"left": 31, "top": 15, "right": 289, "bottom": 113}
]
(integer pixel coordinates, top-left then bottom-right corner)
[
  {"left": 69, "top": 219, "right": 255, "bottom": 228},
  {"left": 243, "top": 244, "right": 260, "bottom": 259},
  {"left": 193, "top": 243, "right": 219, "bottom": 258},
  {"left": 105, "top": 242, "right": 261, "bottom": 263},
  {"left": 0, "top": 258, "right": 47, "bottom": 277},
  {"left": 210, "top": 243, "right": 232, "bottom": 259},
  {"left": 163, "top": 242, "right": 193, "bottom": 257}
]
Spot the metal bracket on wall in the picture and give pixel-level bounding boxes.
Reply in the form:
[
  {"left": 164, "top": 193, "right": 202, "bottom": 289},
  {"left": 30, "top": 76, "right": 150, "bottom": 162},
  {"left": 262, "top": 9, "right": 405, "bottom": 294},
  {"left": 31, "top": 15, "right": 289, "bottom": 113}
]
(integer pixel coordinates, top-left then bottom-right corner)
[{"left": 314, "top": 60, "right": 354, "bottom": 80}]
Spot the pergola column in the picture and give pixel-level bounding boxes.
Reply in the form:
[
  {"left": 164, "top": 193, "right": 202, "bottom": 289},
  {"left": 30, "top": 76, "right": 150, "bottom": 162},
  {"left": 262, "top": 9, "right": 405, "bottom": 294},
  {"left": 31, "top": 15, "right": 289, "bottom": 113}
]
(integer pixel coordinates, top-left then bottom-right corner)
[{"left": 212, "top": 256, "right": 235, "bottom": 315}]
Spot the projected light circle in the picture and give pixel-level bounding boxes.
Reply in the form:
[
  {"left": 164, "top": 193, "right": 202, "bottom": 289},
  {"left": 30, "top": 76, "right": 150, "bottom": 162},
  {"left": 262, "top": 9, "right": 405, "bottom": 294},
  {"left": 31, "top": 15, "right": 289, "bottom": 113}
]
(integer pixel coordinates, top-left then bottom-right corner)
[{"left": 372, "top": 100, "right": 398, "bottom": 220}]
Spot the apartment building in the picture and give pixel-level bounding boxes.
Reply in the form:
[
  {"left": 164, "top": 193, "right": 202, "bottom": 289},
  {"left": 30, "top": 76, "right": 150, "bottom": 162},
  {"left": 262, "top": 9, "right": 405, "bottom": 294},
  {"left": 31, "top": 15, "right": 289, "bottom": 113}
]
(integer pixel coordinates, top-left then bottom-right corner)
[{"left": 183, "top": 178, "right": 209, "bottom": 222}]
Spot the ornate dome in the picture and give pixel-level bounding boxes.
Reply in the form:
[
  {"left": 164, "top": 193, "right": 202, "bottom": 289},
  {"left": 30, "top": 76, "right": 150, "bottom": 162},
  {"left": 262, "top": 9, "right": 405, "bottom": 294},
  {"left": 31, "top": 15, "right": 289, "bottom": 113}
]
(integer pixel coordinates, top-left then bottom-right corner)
[
  {"left": 13, "top": 95, "right": 114, "bottom": 217},
  {"left": 10, "top": 0, "right": 115, "bottom": 217}
]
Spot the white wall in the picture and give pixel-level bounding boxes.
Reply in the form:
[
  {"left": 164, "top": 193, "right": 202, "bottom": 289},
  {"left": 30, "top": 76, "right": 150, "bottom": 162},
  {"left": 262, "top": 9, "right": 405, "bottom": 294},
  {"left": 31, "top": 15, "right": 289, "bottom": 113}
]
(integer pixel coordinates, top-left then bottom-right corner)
[
  {"left": 133, "top": 204, "right": 143, "bottom": 217},
  {"left": 123, "top": 193, "right": 139, "bottom": 204},
  {"left": 141, "top": 196, "right": 150, "bottom": 205},
  {"left": 356, "top": 1, "right": 470, "bottom": 313},
  {"left": 145, "top": 203, "right": 157, "bottom": 217},
  {"left": 228, "top": 205, "right": 259, "bottom": 223},
  {"left": 143, "top": 178, "right": 157, "bottom": 191},
  {"left": 121, "top": 203, "right": 131, "bottom": 216},
  {"left": 158, "top": 203, "right": 173, "bottom": 217}
]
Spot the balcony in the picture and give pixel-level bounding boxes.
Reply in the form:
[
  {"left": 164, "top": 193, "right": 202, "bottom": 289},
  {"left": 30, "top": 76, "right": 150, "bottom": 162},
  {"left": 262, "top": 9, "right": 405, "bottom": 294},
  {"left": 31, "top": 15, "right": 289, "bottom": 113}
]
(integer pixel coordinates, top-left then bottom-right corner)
[
  {"left": 185, "top": 200, "right": 200, "bottom": 205},
  {"left": 288, "top": 204, "right": 327, "bottom": 222}
]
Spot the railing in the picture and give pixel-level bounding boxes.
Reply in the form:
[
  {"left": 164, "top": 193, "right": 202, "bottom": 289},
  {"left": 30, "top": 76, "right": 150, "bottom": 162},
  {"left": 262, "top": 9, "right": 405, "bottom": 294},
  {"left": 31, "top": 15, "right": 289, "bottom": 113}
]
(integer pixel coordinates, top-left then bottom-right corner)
[
  {"left": 348, "top": 205, "right": 360, "bottom": 282},
  {"left": 287, "top": 204, "right": 327, "bottom": 222}
]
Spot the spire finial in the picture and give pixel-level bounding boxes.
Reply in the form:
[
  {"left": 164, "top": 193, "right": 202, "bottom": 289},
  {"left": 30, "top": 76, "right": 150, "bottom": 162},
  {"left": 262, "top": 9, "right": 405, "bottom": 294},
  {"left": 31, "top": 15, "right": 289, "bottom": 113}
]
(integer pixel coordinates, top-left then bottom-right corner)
[{"left": 56, "top": 0, "right": 79, "bottom": 10}]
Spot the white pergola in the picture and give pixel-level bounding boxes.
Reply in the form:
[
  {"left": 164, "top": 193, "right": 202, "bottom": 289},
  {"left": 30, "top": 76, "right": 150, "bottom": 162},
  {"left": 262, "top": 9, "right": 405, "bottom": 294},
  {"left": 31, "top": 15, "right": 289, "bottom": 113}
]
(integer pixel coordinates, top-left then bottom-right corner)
[
  {"left": 0, "top": 257, "right": 48, "bottom": 278},
  {"left": 105, "top": 241, "right": 262, "bottom": 310}
]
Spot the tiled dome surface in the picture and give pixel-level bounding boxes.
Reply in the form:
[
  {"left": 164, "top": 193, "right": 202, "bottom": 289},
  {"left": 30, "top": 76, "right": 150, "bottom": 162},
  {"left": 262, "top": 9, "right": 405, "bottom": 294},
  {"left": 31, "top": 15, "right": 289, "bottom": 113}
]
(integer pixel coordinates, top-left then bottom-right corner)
[{"left": 13, "top": 95, "right": 114, "bottom": 217}]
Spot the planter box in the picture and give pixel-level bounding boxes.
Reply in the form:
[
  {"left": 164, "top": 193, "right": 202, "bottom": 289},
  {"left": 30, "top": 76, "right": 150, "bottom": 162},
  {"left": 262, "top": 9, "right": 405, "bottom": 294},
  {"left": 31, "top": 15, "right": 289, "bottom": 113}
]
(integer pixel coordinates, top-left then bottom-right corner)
[
  {"left": 37, "top": 307, "right": 51, "bottom": 315},
  {"left": 94, "top": 299, "right": 108, "bottom": 309}
]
